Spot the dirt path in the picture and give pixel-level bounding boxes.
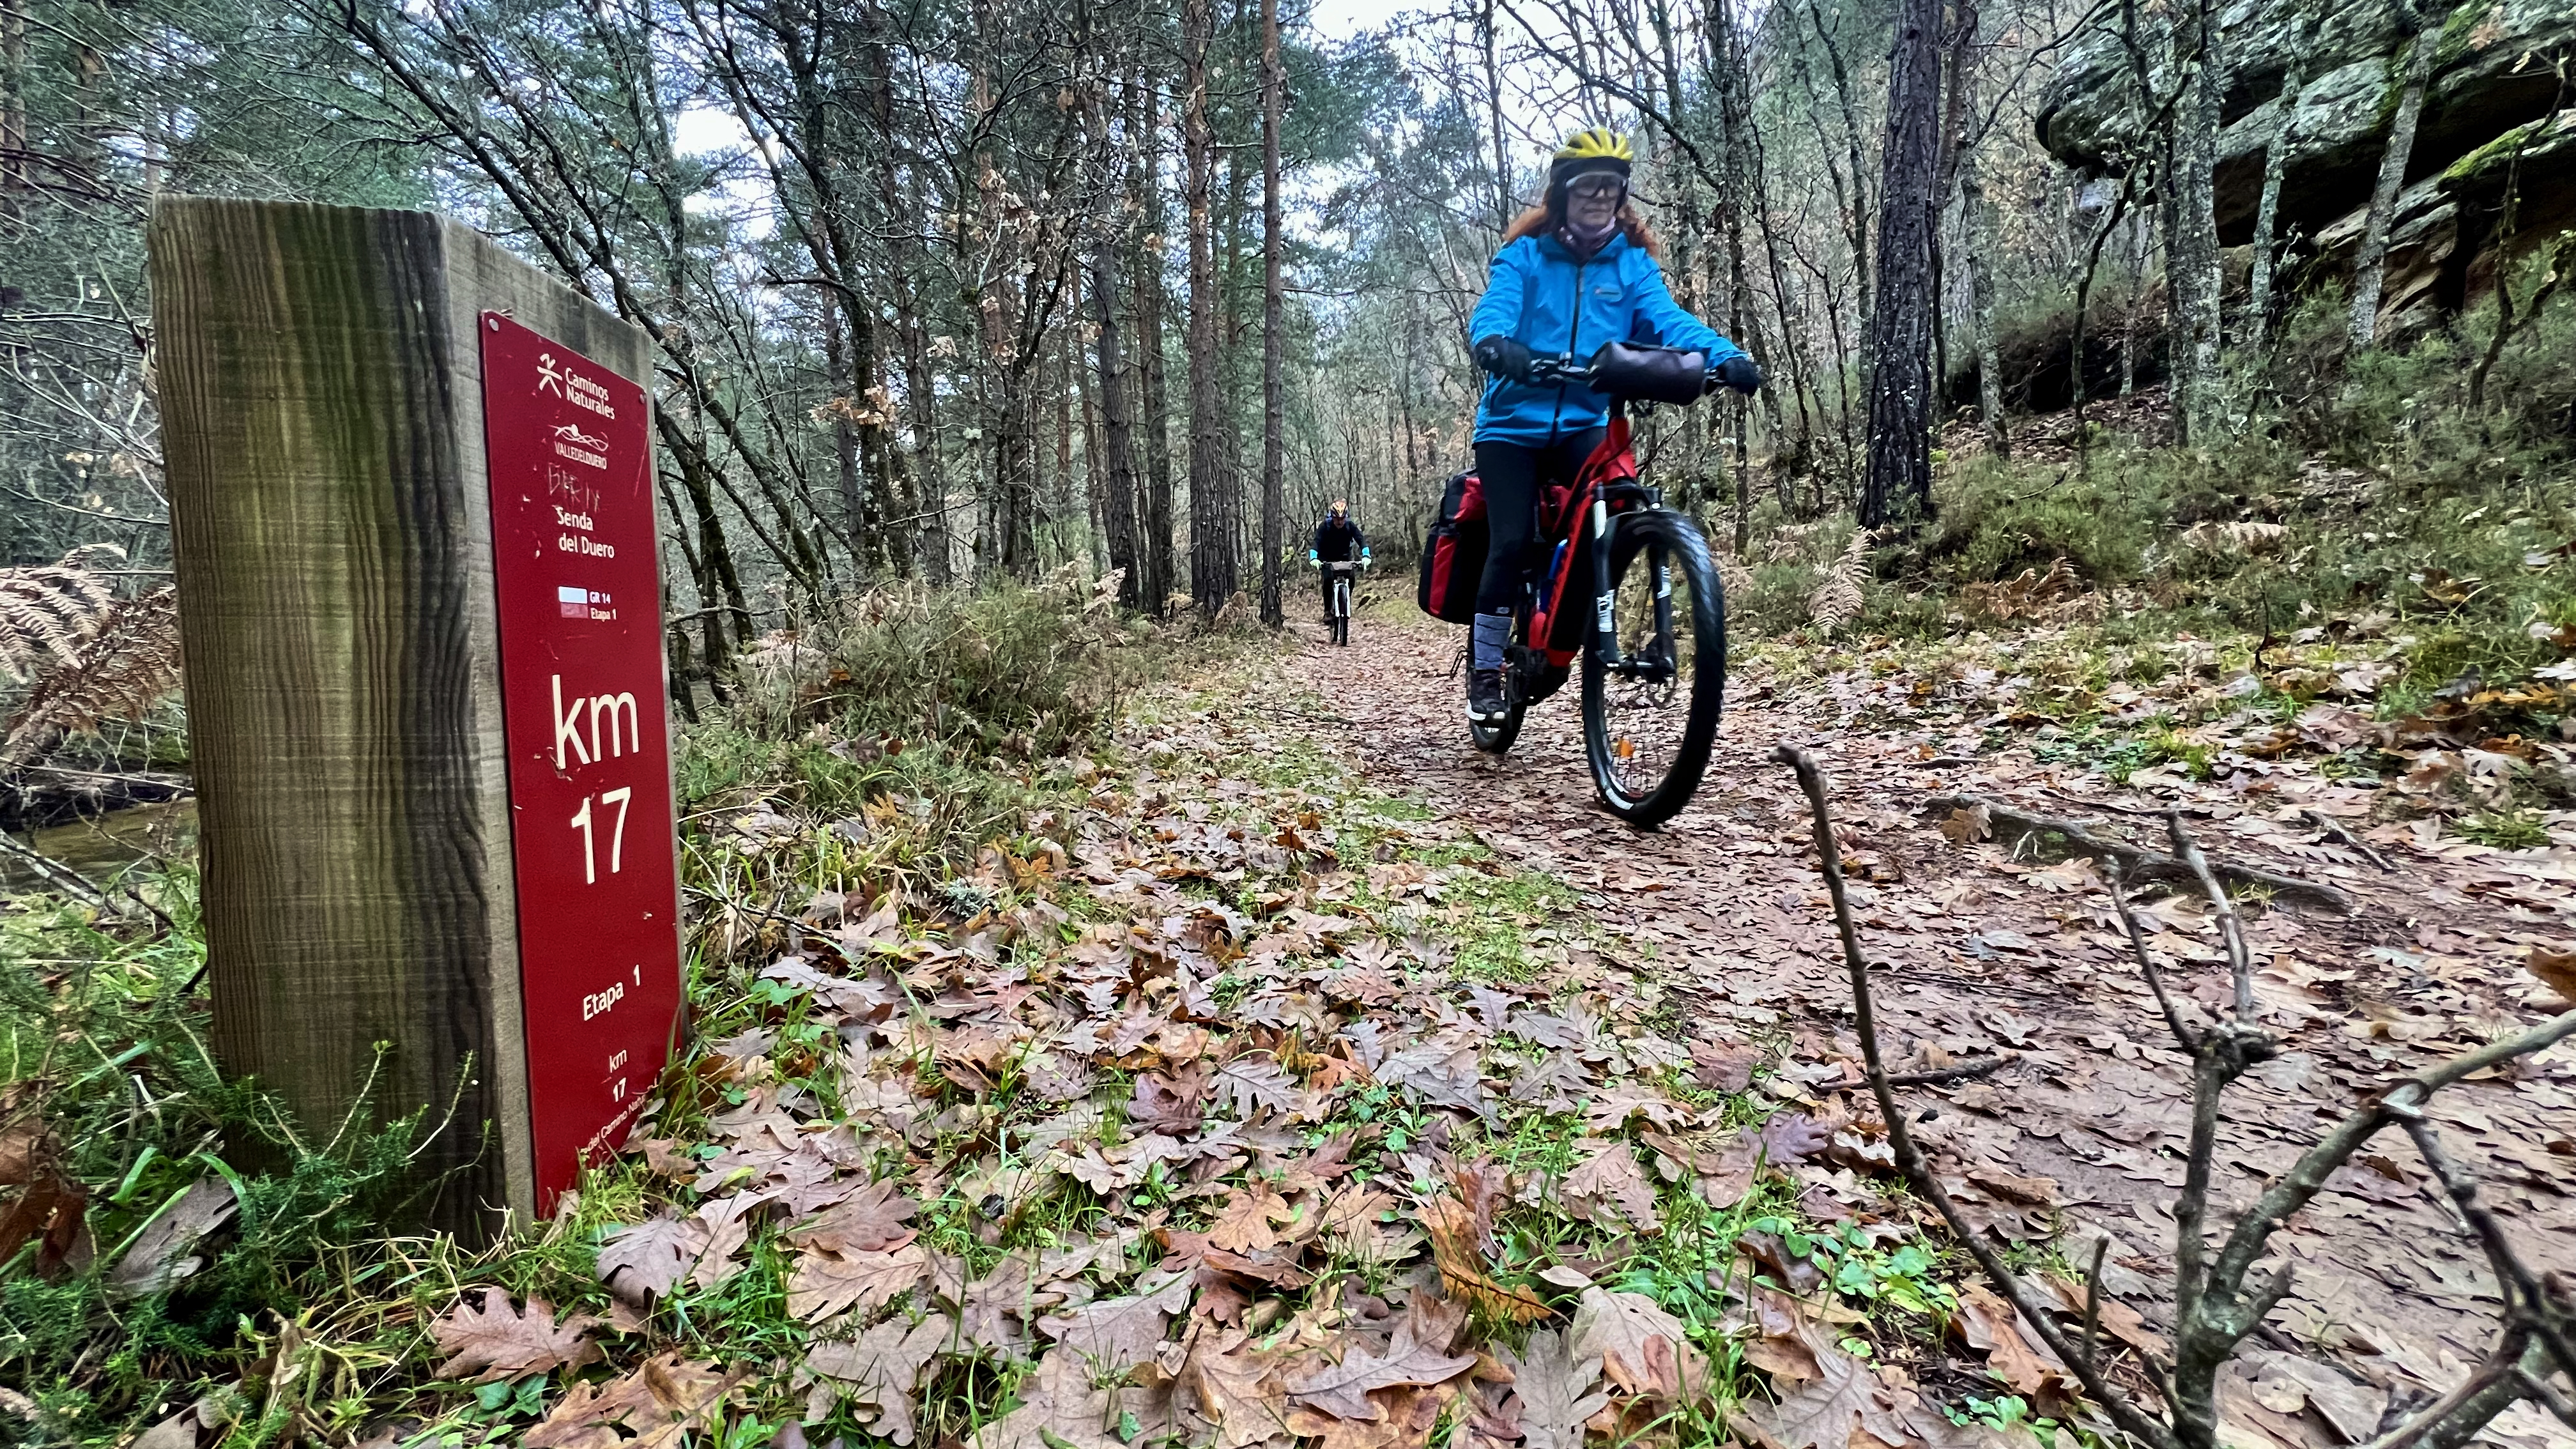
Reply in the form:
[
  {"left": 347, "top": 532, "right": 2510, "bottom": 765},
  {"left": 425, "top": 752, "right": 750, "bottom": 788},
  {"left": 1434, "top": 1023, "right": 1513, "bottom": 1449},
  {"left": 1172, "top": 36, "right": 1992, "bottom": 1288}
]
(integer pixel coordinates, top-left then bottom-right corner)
[{"left": 1281, "top": 601, "right": 2576, "bottom": 1449}]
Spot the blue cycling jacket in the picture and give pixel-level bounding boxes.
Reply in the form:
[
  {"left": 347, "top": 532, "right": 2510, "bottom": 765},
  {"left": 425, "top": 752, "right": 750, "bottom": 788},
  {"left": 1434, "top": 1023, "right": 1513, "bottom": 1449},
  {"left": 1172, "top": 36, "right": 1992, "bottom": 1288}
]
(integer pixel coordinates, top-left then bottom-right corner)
[{"left": 1468, "top": 231, "right": 1745, "bottom": 445}]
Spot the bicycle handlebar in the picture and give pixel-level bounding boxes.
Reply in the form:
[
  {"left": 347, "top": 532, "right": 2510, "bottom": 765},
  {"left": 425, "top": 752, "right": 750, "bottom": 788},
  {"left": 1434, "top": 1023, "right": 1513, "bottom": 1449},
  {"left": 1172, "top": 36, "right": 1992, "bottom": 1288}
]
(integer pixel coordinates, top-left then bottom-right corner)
[{"left": 1523, "top": 342, "right": 1722, "bottom": 405}]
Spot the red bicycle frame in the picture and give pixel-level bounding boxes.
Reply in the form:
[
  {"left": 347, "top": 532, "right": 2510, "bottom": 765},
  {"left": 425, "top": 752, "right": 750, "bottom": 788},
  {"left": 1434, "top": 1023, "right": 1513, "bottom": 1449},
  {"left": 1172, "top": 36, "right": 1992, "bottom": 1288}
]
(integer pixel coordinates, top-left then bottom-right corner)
[{"left": 1526, "top": 415, "right": 1648, "bottom": 670}]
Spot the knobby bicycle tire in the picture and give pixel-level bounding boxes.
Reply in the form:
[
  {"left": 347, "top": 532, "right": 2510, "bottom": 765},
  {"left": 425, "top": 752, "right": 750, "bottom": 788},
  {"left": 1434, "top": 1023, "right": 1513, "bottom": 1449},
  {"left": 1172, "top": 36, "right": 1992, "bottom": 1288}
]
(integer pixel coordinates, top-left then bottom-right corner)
[{"left": 1580, "top": 509, "right": 1726, "bottom": 827}]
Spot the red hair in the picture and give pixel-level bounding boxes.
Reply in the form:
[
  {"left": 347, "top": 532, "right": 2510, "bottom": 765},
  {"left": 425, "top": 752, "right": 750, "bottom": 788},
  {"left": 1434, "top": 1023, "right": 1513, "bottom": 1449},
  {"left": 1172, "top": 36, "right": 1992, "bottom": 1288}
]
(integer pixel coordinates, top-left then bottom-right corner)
[{"left": 1500, "top": 196, "right": 1660, "bottom": 258}]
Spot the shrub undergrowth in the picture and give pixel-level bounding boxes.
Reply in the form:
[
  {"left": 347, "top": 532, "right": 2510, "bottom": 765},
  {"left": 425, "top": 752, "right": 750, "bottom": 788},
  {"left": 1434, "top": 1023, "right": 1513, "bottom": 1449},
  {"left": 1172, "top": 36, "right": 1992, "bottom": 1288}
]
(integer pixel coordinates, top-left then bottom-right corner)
[{"left": 0, "top": 574, "right": 1209, "bottom": 1446}]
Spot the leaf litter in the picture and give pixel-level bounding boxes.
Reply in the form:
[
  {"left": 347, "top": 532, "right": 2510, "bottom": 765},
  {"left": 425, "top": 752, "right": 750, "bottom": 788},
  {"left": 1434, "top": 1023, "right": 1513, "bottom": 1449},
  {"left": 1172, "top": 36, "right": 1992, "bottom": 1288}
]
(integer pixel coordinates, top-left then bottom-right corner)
[{"left": 362, "top": 615, "right": 2575, "bottom": 1449}]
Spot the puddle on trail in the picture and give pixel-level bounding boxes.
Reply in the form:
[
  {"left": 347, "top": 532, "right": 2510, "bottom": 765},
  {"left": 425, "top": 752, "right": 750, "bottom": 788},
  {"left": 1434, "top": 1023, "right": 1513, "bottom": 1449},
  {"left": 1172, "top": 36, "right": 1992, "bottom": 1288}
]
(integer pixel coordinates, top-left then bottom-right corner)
[{"left": 3, "top": 799, "right": 197, "bottom": 892}]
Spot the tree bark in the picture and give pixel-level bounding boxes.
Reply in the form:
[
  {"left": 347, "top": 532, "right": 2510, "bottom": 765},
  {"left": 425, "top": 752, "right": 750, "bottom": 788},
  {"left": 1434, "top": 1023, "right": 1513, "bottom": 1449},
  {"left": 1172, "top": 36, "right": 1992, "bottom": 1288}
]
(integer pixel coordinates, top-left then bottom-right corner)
[
  {"left": 1483, "top": 0, "right": 1511, "bottom": 236},
  {"left": 1083, "top": 42, "right": 1145, "bottom": 610},
  {"left": 1130, "top": 65, "right": 1177, "bottom": 615},
  {"left": 2350, "top": 1, "right": 2436, "bottom": 350},
  {"left": 1182, "top": 0, "right": 1233, "bottom": 616},
  {"left": 2168, "top": 0, "right": 2225, "bottom": 438},
  {"left": 1859, "top": 0, "right": 1943, "bottom": 530},
  {"left": 1964, "top": 163, "right": 2007, "bottom": 457},
  {"left": 1258, "top": 0, "right": 1285, "bottom": 628},
  {"left": 2243, "top": 40, "right": 2310, "bottom": 364},
  {"left": 1, "top": 0, "right": 26, "bottom": 212}
]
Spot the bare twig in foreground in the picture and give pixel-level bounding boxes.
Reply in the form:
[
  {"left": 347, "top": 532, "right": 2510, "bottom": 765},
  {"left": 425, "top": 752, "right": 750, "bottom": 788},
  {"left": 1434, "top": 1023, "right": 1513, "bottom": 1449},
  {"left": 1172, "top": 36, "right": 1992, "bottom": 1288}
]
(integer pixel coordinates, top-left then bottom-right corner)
[
  {"left": 1778, "top": 744, "right": 2179, "bottom": 1449},
  {"left": 1782, "top": 745, "right": 2576, "bottom": 1449}
]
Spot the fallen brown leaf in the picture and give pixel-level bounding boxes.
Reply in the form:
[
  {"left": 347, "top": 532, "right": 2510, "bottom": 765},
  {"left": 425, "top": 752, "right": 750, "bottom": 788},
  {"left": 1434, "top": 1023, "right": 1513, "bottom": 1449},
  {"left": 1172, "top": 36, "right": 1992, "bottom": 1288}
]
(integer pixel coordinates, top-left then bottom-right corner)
[
  {"left": 786, "top": 1243, "right": 931, "bottom": 1321},
  {"left": 2529, "top": 945, "right": 2576, "bottom": 1002},
  {"left": 1035, "top": 1271, "right": 1193, "bottom": 1370},
  {"left": 809, "top": 1312, "right": 955, "bottom": 1445},
  {"left": 1498, "top": 1328, "right": 1609, "bottom": 1449},
  {"left": 1285, "top": 1314, "right": 1477, "bottom": 1420},
  {"left": 523, "top": 1352, "right": 744, "bottom": 1449},
  {"left": 1420, "top": 1194, "right": 1548, "bottom": 1324},
  {"left": 431, "top": 1289, "right": 604, "bottom": 1383},
  {"left": 1560, "top": 1142, "right": 1660, "bottom": 1233}
]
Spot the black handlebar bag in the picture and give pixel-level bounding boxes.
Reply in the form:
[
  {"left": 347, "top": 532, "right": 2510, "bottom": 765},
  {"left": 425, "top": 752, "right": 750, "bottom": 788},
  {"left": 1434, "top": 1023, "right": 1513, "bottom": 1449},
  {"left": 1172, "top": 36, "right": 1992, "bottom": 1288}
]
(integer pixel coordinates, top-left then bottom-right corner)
[
  {"left": 1589, "top": 342, "right": 1707, "bottom": 404},
  {"left": 1416, "top": 470, "right": 1487, "bottom": 624}
]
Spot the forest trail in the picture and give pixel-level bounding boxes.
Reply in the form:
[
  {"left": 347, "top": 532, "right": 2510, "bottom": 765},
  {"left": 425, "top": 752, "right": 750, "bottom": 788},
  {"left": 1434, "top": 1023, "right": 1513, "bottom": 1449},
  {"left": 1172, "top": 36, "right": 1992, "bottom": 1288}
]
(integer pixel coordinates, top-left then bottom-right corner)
[{"left": 1274, "top": 598, "right": 2576, "bottom": 1449}]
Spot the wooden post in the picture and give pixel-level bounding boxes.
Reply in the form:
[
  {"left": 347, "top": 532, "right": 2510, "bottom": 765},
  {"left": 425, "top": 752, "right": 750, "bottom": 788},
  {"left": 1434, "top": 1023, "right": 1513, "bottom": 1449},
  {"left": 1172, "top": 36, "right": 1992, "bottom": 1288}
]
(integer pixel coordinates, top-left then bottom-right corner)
[{"left": 150, "top": 198, "right": 684, "bottom": 1241}]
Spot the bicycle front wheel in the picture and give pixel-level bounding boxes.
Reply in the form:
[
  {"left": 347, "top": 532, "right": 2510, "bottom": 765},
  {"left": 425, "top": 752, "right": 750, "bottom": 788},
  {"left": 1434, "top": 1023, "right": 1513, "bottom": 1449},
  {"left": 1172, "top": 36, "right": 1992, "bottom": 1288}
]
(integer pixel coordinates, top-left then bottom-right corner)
[{"left": 1581, "top": 509, "right": 1726, "bottom": 828}]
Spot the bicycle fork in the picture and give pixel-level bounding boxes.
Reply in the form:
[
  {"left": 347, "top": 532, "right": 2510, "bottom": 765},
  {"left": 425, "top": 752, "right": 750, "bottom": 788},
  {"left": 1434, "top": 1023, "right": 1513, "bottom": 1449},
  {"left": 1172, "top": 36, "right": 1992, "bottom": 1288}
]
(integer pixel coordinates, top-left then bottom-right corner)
[{"left": 1588, "top": 500, "right": 1676, "bottom": 682}]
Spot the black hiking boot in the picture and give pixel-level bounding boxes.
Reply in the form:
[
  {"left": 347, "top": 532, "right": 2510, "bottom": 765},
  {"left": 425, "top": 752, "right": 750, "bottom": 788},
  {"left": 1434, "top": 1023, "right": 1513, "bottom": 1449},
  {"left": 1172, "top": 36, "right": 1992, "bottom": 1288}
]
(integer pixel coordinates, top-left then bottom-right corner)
[{"left": 1467, "top": 668, "right": 1508, "bottom": 722}]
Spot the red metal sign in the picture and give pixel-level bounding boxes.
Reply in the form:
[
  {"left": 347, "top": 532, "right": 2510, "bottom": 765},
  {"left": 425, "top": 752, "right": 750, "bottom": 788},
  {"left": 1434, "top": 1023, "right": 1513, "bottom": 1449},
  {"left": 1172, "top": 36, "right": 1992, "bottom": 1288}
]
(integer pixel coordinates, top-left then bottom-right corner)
[{"left": 479, "top": 312, "right": 682, "bottom": 1215}]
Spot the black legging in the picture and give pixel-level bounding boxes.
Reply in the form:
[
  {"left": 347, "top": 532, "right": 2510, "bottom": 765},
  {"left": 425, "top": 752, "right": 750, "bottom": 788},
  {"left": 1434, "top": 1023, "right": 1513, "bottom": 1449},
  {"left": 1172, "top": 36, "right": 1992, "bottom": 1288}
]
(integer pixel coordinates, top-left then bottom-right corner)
[{"left": 1471, "top": 427, "right": 1604, "bottom": 614}]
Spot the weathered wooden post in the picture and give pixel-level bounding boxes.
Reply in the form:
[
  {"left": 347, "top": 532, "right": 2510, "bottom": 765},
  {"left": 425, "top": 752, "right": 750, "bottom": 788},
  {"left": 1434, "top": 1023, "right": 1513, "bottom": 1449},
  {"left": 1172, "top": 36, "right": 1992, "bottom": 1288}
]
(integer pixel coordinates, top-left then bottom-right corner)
[{"left": 150, "top": 199, "right": 686, "bottom": 1239}]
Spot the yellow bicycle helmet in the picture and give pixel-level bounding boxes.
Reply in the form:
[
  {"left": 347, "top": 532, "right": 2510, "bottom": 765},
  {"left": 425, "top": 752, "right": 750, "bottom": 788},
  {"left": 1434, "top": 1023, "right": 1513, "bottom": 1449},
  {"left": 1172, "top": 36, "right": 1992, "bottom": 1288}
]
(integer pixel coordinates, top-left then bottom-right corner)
[
  {"left": 1549, "top": 128, "right": 1634, "bottom": 196},
  {"left": 1552, "top": 128, "right": 1635, "bottom": 165}
]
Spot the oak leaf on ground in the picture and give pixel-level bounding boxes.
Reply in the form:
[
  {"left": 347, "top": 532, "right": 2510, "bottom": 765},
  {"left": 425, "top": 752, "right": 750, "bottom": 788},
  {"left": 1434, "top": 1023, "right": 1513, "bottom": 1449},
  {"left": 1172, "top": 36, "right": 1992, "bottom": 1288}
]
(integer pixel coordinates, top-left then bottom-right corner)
[
  {"left": 1186, "top": 1327, "right": 1298, "bottom": 1449},
  {"left": 1035, "top": 1271, "right": 1193, "bottom": 1370},
  {"left": 523, "top": 1352, "right": 742, "bottom": 1449},
  {"left": 596, "top": 1214, "right": 702, "bottom": 1305},
  {"left": 1560, "top": 1142, "right": 1660, "bottom": 1233},
  {"left": 1497, "top": 1328, "right": 1609, "bottom": 1449},
  {"left": 1420, "top": 1194, "right": 1547, "bottom": 1324},
  {"left": 1952, "top": 1284, "right": 2064, "bottom": 1400},
  {"left": 783, "top": 1177, "right": 917, "bottom": 1255},
  {"left": 431, "top": 1289, "right": 603, "bottom": 1383},
  {"left": 1130, "top": 1063, "right": 1213, "bottom": 1135},
  {"left": 1284, "top": 1315, "right": 1476, "bottom": 1420},
  {"left": 1206, "top": 1184, "right": 1300, "bottom": 1254},
  {"left": 1567, "top": 1287, "right": 1704, "bottom": 1401},
  {"left": 786, "top": 1242, "right": 931, "bottom": 1321},
  {"left": 1285, "top": 1383, "right": 1453, "bottom": 1449},
  {"left": 2528, "top": 945, "right": 2576, "bottom": 1002},
  {"left": 808, "top": 1312, "right": 955, "bottom": 1446}
]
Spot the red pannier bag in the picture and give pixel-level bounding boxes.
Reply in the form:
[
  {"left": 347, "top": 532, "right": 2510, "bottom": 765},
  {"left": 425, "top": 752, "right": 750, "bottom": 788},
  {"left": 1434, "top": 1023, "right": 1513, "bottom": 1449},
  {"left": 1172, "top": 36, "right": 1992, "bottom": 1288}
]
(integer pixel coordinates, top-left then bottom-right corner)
[{"left": 1416, "top": 470, "right": 1485, "bottom": 624}]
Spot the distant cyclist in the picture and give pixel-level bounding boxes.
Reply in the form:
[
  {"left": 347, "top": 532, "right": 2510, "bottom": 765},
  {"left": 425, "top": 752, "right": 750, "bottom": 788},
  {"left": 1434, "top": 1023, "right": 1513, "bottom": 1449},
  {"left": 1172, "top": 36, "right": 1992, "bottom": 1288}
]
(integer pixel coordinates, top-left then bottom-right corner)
[
  {"left": 1464, "top": 128, "right": 1760, "bottom": 723},
  {"left": 1308, "top": 499, "right": 1370, "bottom": 614}
]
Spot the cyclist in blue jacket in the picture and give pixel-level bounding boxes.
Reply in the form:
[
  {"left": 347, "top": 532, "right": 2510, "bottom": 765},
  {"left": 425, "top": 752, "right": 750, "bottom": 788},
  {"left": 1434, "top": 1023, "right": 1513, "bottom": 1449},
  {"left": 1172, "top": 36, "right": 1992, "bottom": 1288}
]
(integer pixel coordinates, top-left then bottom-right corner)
[{"left": 1463, "top": 128, "right": 1761, "bottom": 723}]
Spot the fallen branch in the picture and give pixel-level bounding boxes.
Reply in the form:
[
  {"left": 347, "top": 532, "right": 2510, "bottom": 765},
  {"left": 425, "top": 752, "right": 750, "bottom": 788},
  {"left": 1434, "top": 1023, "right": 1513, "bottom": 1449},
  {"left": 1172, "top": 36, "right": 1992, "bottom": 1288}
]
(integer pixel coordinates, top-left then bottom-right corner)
[
  {"left": 1790, "top": 746, "right": 2576, "bottom": 1449},
  {"left": 1825, "top": 1052, "right": 2015, "bottom": 1094},
  {"left": 1781, "top": 746, "right": 2181, "bottom": 1449},
  {"left": 2301, "top": 808, "right": 2395, "bottom": 872},
  {"left": 1926, "top": 791, "right": 2352, "bottom": 913}
]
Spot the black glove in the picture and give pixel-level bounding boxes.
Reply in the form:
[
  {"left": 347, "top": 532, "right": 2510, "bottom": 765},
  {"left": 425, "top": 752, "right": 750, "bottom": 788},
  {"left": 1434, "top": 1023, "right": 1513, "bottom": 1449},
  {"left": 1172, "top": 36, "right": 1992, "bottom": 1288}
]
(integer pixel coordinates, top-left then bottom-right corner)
[
  {"left": 1711, "top": 354, "right": 1763, "bottom": 395},
  {"left": 1473, "top": 335, "right": 1537, "bottom": 384}
]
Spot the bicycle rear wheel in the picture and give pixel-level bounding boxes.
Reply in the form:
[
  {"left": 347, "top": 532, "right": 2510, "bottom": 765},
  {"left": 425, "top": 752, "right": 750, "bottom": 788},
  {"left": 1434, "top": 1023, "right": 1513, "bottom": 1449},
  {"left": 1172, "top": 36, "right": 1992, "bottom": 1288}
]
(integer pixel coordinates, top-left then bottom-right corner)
[{"left": 1581, "top": 509, "right": 1726, "bottom": 827}]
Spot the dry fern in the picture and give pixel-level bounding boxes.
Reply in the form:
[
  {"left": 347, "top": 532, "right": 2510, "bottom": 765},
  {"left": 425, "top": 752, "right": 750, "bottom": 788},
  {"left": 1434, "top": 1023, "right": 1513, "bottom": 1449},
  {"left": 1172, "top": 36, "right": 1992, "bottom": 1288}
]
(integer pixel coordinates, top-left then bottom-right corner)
[
  {"left": 1, "top": 546, "right": 126, "bottom": 684},
  {"left": 2180, "top": 520, "right": 2289, "bottom": 554},
  {"left": 1805, "top": 527, "right": 1872, "bottom": 631},
  {"left": 2, "top": 587, "right": 185, "bottom": 767},
  {"left": 1714, "top": 550, "right": 1754, "bottom": 604},
  {"left": 1959, "top": 556, "right": 2101, "bottom": 623}
]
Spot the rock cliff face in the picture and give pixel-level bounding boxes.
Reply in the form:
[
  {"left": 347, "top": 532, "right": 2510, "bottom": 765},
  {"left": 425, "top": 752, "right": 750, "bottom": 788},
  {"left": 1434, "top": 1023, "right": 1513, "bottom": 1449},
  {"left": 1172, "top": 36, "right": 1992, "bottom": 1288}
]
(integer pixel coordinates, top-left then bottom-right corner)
[{"left": 2036, "top": 0, "right": 2576, "bottom": 326}]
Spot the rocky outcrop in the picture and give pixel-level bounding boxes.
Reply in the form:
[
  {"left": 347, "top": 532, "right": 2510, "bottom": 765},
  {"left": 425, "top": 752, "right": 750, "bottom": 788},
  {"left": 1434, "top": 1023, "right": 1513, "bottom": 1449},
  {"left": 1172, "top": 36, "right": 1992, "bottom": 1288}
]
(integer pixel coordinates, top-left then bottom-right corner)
[{"left": 2036, "top": 0, "right": 2576, "bottom": 326}]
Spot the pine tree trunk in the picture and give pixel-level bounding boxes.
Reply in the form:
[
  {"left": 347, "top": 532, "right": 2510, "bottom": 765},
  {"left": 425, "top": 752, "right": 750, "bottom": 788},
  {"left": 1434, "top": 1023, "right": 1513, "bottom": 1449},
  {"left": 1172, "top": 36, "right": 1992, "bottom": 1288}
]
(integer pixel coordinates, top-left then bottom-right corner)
[
  {"left": 2121, "top": 210, "right": 2150, "bottom": 397},
  {"left": 1258, "top": 0, "right": 1286, "bottom": 628},
  {"left": 1859, "top": 0, "right": 1943, "bottom": 530},
  {"left": 872, "top": 0, "right": 937, "bottom": 581},
  {"left": 2350, "top": 2, "right": 2435, "bottom": 350},
  {"left": 1482, "top": 0, "right": 1510, "bottom": 235},
  {"left": 1130, "top": 65, "right": 1177, "bottom": 615},
  {"left": 1083, "top": 47, "right": 1144, "bottom": 610},
  {"left": 1182, "top": 0, "right": 1232, "bottom": 616},
  {"left": 4, "top": 0, "right": 29, "bottom": 214},
  {"left": 1964, "top": 165, "right": 2008, "bottom": 457}
]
